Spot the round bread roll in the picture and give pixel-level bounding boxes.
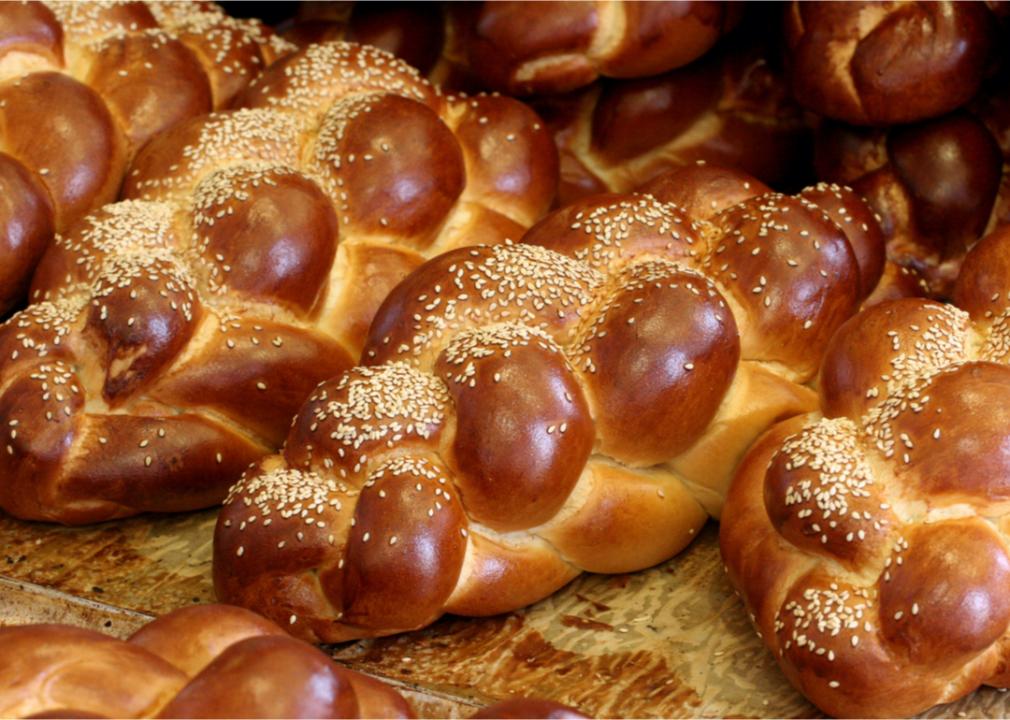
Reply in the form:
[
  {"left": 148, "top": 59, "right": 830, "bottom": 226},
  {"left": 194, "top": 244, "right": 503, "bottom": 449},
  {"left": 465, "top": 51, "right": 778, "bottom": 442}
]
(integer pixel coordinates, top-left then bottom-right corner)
[
  {"left": 0, "top": 0, "right": 291, "bottom": 317},
  {"left": 0, "top": 40, "right": 557, "bottom": 525},
  {"left": 0, "top": 604, "right": 413, "bottom": 719},
  {"left": 721, "top": 228, "right": 1010, "bottom": 715},
  {"left": 784, "top": 1, "right": 998, "bottom": 126},
  {"left": 213, "top": 166, "right": 881, "bottom": 642}
]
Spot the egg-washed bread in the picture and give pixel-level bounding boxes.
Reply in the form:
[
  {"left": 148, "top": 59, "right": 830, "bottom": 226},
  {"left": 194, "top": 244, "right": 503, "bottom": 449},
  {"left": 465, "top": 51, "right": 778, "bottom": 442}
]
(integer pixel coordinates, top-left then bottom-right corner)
[
  {"left": 784, "top": 1, "right": 997, "bottom": 126},
  {"left": 815, "top": 111, "right": 1005, "bottom": 299},
  {"left": 0, "top": 602, "right": 589, "bottom": 719},
  {"left": 0, "top": 0, "right": 290, "bottom": 316},
  {"left": 465, "top": 1, "right": 739, "bottom": 95},
  {"left": 213, "top": 165, "right": 884, "bottom": 642},
  {"left": 721, "top": 223, "right": 1010, "bottom": 717},
  {"left": 533, "top": 31, "right": 812, "bottom": 206},
  {"left": 0, "top": 603, "right": 413, "bottom": 719},
  {"left": 0, "top": 40, "right": 558, "bottom": 524}
]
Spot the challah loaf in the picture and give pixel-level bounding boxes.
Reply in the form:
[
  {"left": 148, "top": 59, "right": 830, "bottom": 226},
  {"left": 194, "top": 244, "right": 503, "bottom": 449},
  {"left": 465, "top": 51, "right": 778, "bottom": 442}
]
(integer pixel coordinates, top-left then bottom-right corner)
[
  {"left": 283, "top": 2, "right": 450, "bottom": 80},
  {"left": 532, "top": 32, "right": 813, "bottom": 205},
  {"left": 720, "top": 226, "right": 1010, "bottom": 716},
  {"left": 816, "top": 109, "right": 1007, "bottom": 298},
  {"left": 639, "top": 163, "right": 923, "bottom": 306},
  {"left": 0, "top": 602, "right": 589, "bottom": 718},
  {"left": 0, "top": 41, "right": 556, "bottom": 524},
  {"left": 784, "top": 1, "right": 998, "bottom": 126},
  {"left": 0, "top": 1, "right": 288, "bottom": 317},
  {"left": 213, "top": 166, "right": 882, "bottom": 642},
  {"left": 121, "top": 40, "right": 557, "bottom": 346},
  {"left": 0, "top": 603, "right": 413, "bottom": 718},
  {"left": 464, "top": 1, "right": 739, "bottom": 96}
]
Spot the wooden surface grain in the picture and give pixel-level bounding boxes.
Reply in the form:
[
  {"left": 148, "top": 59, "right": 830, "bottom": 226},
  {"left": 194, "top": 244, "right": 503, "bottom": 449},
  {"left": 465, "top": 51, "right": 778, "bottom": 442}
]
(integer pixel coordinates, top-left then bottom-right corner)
[{"left": 1, "top": 513, "right": 1004, "bottom": 717}]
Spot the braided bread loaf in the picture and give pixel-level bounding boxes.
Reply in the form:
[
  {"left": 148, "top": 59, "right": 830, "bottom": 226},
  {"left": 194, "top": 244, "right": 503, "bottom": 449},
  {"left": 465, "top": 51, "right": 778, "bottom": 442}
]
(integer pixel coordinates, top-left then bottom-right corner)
[
  {"left": 0, "top": 602, "right": 589, "bottom": 718},
  {"left": 720, "top": 227, "right": 1010, "bottom": 716},
  {"left": 816, "top": 110, "right": 1006, "bottom": 298},
  {"left": 212, "top": 165, "right": 883, "bottom": 642},
  {"left": 0, "top": 603, "right": 413, "bottom": 718},
  {"left": 784, "top": 1, "right": 998, "bottom": 126},
  {"left": 463, "top": 1, "right": 739, "bottom": 96},
  {"left": 531, "top": 31, "right": 813, "bottom": 205},
  {"left": 1, "top": 41, "right": 556, "bottom": 524},
  {"left": 0, "top": 1, "right": 289, "bottom": 317},
  {"left": 282, "top": 2, "right": 454, "bottom": 81}
]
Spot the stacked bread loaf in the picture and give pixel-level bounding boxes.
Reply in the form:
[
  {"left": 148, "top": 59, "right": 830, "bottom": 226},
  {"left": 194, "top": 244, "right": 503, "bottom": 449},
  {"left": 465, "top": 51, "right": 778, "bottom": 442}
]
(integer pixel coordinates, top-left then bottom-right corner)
[
  {"left": 211, "top": 164, "right": 887, "bottom": 641},
  {"left": 720, "top": 222, "right": 1010, "bottom": 716},
  {"left": 0, "top": 0, "right": 290, "bottom": 317},
  {"left": 284, "top": 1, "right": 737, "bottom": 95},
  {"left": 786, "top": 1, "right": 1008, "bottom": 297},
  {"left": 0, "top": 40, "right": 557, "bottom": 524}
]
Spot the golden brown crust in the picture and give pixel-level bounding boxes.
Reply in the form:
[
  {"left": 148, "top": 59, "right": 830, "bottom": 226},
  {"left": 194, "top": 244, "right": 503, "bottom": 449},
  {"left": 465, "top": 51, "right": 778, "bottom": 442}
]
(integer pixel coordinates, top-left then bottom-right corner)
[
  {"left": 0, "top": 0, "right": 287, "bottom": 315},
  {"left": 534, "top": 33, "right": 812, "bottom": 205},
  {"left": 1, "top": 37, "right": 555, "bottom": 524},
  {"left": 156, "top": 636, "right": 361, "bottom": 718},
  {"left": 816, "top": 112, "right": 1003, "bottom": 299},
  {"left": 214, "top": 167, "right": 874, "bottom": 641},
  {"left": 0, "top": 153, "right": 53, "bottom": 315},
  {"left": 464, "top": 1, "right": 733, "bottom": 95},
  {"left": 75, "top": 31, "right": 212, "bottom": 152},
  {"left": 0, "top": 624, "right": 188, "bottom": 718},
  {"left": 954, "top": 224, "right": 1010, "bottom": 321},
  {"left": 0, "top": 199, "right": 353, "bottom": 524},
  {"left": 0, "top": 72, "right": 125, "bottom": 232},
  {"left": 785, "top": 1, "right": 997, "bottom": 126},
  {"left": 0, "top": 604, "right": 414, "bottom": 719},
  {"left": 722, "top": 280, "right": 1010, "bottom": 715}
]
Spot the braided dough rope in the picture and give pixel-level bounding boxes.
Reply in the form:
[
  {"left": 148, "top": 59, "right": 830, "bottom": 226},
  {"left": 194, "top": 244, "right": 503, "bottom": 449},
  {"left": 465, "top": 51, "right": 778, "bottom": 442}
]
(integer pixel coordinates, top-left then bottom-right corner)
[
  {"left": 214, "top": 168, "right": 881, "bottom": 641},
  {"left": 0, "top": 604, "right": 413, "bottom": 718},
  {"left": 533, "top": 33, "right": 812, "bottom": 206},
  {"left": 119, "top": 40, "right": 558, "bottom": 350},
  {"left": 0, "top": 0, "right": 290, "bottom": 315},
  {"left": 463, "top": 1, "right": 739, "bottom": 95},
  {"left": 0, "top": 602, "right": 588, "bottom": 719},
  {"left": 720, "top": 226, "right": 1010, "bottom": 716},
  {"left": 0, "top": 41, "right": 556, "bottom": 525},
  {"left": 784, "top": 1, "right": 997, "bottom": 126},
  {"left": 815, "top": 111, "right": 1005, "bottom": 299}
]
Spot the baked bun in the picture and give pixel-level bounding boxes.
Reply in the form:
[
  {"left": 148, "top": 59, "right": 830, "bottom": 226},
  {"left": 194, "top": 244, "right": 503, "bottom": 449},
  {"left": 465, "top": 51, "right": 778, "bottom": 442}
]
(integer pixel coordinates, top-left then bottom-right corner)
[
  {"left": 213, "top": 166, "right": 878, "bottom": 642},
  {"left": 0, "top": 0, "right": 290, "bottom": 316},
  {"left": 0, "top": 41, "right": 556, "bottom": 525},
  {"left": 534, "top": 32, "right": 812, "bottom": 205},
  {"left": 0, "top": 604, "right": 413, "bottom": 718},
  {"left": 815, "top": 111, "right": 1005, "bottom": 298},
  {"left": 464, "top": 1, "right": 739, "bottom": 95},
  {"left": 721, "top": 292, "right": 1010, "bottom": 714},
  {"left": 784, "top": 1, "right": 998, "bottom": 125}
]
